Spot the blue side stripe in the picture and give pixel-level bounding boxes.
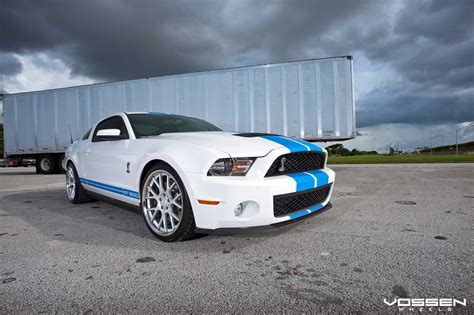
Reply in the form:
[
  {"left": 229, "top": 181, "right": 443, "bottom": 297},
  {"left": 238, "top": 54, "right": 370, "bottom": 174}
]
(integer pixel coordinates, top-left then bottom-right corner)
[
  {"left": 80, "top": 178, "right": 140, "bottom": 200},
  {"left": 82, "top": 179, "right": 122, "bottom": 194},
  {"left": 261, "top": 135, "right": 308, "bottom": 153},
  {"left": 81, "top": 178, "right": 123, "bottom": 193},
  {"left": 309, "top": 170, "right": 329, "bottom": 186},
  {"left": 87, "top": 182, "right": 128, "bottom": 196},
  {"left": 288, "top": 203, "right": 325, "bottom": 219},
  {"left": 87, "top": 179, "right": 139, "bottom": 199}
]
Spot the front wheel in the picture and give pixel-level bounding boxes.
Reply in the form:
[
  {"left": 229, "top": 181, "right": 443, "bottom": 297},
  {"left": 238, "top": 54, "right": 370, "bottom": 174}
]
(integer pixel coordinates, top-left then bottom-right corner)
[
  {"left": 141, "top": 163, "right": 196, "bottom": 242},
  {"left": 66, "top": 163, "right": 92, "bottom": 204}
]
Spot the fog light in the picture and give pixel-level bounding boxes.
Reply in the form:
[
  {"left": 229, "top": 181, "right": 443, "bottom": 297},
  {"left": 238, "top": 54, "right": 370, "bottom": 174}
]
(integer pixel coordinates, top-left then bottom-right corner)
[{"left": 234, "top": 203, "right": 244, "bottom": 216}]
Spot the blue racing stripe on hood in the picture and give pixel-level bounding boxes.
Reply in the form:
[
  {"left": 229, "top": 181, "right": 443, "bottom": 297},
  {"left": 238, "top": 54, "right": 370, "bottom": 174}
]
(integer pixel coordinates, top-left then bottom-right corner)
[
  {"left": 262, "top": 135, "right": 329, "bottom": 193},
  {"left": 261, "top": 135, "right": 324, "bottom": 153},
  {"left": 290, "top": 138, "right": 324, "bottom": 152},
  {"left": 261, "top": 135, "right": 308, "bottom": 153}
]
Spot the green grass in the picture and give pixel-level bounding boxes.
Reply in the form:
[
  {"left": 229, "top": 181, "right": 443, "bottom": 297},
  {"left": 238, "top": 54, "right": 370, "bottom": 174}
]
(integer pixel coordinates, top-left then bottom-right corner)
[{"left": 328, "top": 154, "right": 474, "bottom": 164}]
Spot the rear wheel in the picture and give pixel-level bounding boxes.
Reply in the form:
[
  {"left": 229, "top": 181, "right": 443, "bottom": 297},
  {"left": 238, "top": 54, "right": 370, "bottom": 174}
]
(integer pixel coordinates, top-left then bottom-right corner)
[
  {"left": 141, "top": 163, "right": 196, "bottom": 242},
  {"left": 66, "top": 163, "right": 92, "bottom": 204},
  {"left": 37, "top": 155, "right": 56, "bottom": 174}
]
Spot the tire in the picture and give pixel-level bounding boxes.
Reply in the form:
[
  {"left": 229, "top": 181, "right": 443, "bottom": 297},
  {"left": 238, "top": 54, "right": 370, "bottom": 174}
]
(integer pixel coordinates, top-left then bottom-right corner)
[
  {"left": 141, "top": 163, "right": 196, "bottom": 242},
  {"left": 37, "top": 154, "right": 56, "bottom": 174},
  {"left": 66, "top": 163, "right": 92, "bottom": 204},
  {"left": 58, "top": 154, "right": 66, "bottom": 174}
]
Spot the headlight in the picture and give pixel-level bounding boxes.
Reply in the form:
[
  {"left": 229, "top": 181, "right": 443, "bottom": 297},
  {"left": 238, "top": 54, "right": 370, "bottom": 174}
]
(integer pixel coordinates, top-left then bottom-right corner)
[{"left": 208, "top": 158, "right": 255, "bottom": 176}]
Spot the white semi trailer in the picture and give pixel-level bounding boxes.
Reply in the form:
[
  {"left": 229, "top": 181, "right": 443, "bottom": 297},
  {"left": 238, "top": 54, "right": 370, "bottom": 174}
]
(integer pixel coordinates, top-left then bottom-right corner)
[{"left": 1, "top": 56, "right": 355, "bottom": 174}]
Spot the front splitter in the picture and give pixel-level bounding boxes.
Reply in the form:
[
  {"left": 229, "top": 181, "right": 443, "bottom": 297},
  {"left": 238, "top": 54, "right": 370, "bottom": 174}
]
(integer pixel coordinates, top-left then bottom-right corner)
[{"left": 194, "top": 202, "right": 333, "bottom": 235}]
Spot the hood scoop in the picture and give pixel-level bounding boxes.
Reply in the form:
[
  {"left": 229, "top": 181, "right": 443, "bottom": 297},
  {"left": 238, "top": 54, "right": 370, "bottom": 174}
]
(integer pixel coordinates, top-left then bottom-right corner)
[{"left": 233, "top": 133, "right": 280, "bottom": 138}]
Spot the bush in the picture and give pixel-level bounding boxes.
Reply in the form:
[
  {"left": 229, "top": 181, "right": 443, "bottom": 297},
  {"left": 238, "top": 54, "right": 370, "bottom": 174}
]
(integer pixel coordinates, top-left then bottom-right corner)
[{"left": 326, "top": 143, "right": 378, "bottom": 156}]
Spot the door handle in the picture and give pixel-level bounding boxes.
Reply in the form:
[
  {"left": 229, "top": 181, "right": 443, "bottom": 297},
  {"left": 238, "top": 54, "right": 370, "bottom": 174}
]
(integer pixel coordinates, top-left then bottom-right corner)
[{"left": 85, "top": 149, "right": 91, "bottom": 155}]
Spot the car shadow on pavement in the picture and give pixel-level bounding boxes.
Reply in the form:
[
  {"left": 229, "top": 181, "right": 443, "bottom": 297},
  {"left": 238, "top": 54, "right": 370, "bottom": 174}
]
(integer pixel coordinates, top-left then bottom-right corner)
[{"left": 1, "top": 188, "right": 306, "bottom": 253}]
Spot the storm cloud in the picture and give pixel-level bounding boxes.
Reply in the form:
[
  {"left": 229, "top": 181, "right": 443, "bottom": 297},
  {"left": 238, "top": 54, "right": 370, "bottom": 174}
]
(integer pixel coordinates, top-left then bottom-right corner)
[
  {"left": 0, "top": 53, "right": 22, "bottom": 78},
  {"left": 0, "top": 0, "right": 473, "bottom": 128}
]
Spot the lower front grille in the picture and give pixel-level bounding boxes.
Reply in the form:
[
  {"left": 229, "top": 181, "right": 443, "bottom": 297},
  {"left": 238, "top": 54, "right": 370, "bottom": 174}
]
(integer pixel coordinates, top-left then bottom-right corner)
[{"left": 273, "top": 184, "right": 332, "bottom": 217}]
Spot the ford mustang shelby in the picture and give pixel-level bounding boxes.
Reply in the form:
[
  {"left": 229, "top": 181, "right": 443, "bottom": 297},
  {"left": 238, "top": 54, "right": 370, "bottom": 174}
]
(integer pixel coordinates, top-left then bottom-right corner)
[{"left": 64, "top": 112, "right": 335, "bottom": 241}]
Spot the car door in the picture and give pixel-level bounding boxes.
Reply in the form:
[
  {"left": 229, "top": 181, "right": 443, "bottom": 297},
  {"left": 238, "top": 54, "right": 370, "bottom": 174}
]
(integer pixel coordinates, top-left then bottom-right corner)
[
  {"left": 74, "top": 128, "right": 92, "bottom": 178},
  {"left": 82, "top": 116, "right": 139, "bottom": 204}
]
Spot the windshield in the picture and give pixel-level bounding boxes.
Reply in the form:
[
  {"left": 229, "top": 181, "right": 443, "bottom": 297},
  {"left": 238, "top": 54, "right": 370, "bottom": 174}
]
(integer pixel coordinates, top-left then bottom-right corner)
[{"left": 127, "top": 113, "right": 221, "bottom": 138}]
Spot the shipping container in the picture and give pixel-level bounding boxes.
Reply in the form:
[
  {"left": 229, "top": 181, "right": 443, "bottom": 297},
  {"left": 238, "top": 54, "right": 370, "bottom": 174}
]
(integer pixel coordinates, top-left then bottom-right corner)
[{"left": 2, "top": 56, "right": 356, "bottom": 173}]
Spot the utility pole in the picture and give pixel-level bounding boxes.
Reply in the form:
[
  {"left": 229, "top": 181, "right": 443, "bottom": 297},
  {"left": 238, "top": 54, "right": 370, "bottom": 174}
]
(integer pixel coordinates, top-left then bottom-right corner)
[{"left": 456, "top": 128, "right": 458, "bottom": 155}]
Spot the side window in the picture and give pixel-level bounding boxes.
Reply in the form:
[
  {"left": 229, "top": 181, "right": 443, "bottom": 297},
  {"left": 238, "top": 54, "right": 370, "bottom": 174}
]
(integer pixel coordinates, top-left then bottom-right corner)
[{"left": 92, "top": 116, "right": 129, "bottom": 142}]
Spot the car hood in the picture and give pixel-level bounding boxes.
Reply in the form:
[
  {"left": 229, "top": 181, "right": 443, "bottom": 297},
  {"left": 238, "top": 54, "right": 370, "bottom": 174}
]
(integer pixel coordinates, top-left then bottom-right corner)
[{"left": 155, "top": 131, "right": 283, "bottom": 157}]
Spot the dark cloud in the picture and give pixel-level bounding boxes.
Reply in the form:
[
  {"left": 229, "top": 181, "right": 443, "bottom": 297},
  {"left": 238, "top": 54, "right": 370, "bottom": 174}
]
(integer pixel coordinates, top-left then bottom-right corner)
[
  {"left": 0, "top": 53, "right": 22, "bottom": 76},
  {"left": 0, "top": 0, "right": 228, "bottom": 80},
  {"left": 320, "top": 0, "right": 474, "bottom": 90},
  {"left": 356, "top": 89, "right": 474, "bottom": 128},
  {"left": 0, "top": 0, "right": 472, "bottom": 127},
  {"left": 395, "top": 0, "right": 473, "bottom": 45}
]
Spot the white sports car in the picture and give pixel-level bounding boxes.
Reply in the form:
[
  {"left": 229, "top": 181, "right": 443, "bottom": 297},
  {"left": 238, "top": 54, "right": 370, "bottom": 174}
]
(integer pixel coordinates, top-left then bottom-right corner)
[{"left": 64, "top": 112, "right": 335, "bottom": 241}]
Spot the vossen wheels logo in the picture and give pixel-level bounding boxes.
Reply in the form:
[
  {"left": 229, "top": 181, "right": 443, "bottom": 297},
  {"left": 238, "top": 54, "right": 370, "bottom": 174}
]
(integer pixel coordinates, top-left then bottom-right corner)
[{"left": 384, "top": 298, "right": 467, "bottom": 312}]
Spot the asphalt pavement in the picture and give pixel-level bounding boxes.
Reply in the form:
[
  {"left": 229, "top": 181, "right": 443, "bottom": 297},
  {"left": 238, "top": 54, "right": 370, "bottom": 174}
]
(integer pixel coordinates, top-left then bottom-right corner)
[{"left": 0, "top": 164, "right": 473, "bottom": 313}]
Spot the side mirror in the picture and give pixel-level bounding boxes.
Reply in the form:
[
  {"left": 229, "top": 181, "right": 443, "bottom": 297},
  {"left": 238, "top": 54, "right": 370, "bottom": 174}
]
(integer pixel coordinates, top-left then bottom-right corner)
[{"left": 95, "top": 129, "right": 126, "bottom": 141}]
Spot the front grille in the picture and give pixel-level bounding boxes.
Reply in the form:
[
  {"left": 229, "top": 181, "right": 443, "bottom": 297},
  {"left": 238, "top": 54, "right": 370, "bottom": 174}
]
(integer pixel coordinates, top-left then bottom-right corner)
[
  {"left": 265, "top": 152, "right": 325, "bottom": 177},
  {"left": 273, "top": 184, "right": 332, "bottom": 217}
]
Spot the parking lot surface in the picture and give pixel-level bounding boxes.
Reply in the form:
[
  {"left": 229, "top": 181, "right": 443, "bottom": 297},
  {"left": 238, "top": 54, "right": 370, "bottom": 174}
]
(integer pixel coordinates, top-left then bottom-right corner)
[{"left": 1, "top": 164, "right": 473, "bottom": 312}]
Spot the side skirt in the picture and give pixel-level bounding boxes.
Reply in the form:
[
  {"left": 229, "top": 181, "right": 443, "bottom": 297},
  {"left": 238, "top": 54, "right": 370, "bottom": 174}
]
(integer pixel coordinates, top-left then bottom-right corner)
[{"left": 86, "top": 190, "right": 141, "bottom": 214}]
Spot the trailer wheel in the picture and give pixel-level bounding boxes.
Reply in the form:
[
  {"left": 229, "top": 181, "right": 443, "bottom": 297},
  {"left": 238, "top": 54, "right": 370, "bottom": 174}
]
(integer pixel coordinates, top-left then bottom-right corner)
[
  {"left": 58, "top": 154, "right": 66, "bottom": 174},
  {"left": 37, "top": 155, "right": 56, "bottom": 174}
]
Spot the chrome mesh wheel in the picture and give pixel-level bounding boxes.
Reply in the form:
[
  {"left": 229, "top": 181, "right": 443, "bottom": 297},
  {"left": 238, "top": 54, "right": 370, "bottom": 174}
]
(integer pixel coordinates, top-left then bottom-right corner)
[
  {"left": 142, "top": 170, "right": 184, "bottom": 236},
  {"left": 66, "top": 165, "right": 76, "bottom": 201}
]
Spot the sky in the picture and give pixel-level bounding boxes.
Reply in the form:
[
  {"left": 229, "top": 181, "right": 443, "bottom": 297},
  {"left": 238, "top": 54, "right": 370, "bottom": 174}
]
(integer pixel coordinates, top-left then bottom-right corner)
[{"left": 0, "top": 0, "right": 473, "bottom": 151}]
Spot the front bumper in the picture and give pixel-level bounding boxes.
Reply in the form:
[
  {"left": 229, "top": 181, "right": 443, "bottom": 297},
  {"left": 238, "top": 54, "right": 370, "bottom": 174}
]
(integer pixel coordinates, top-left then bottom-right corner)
[
  {"left": 180, "top": 166, "right": 335, "bottom": 231},
  {"left": 195, "top": 202, "right": 332, "bottom": 235}
]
